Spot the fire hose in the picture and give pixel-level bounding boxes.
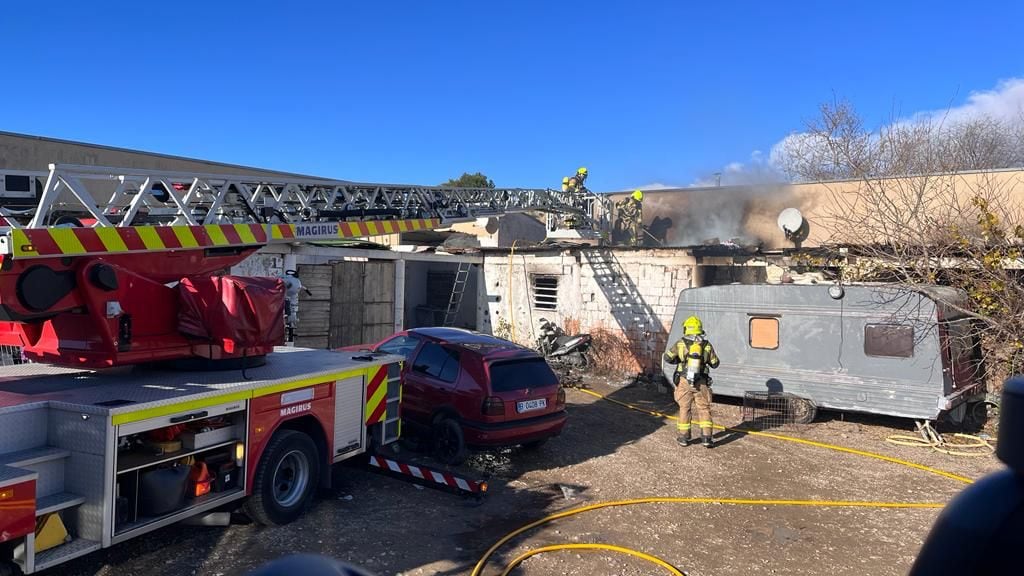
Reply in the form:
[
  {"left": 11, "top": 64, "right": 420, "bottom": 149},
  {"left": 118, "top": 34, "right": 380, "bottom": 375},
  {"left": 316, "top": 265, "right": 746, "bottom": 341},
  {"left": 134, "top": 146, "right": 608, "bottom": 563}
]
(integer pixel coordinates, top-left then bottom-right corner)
[
  {"left": 885, "top": 420, "right": 994, "bottom": 457},
  {"left": 472, "top": 387, "right": 978, "bottom": 575}
]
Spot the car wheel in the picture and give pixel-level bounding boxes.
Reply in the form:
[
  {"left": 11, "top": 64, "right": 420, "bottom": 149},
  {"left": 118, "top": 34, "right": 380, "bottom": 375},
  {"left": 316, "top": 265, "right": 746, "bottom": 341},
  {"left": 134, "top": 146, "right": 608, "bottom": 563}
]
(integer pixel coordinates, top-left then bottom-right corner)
[
  {"left": 244, "top": 430, "right": 321, "bottom": 526},
  {"left": 522, "top": 438, "right": 549, "bottom": 450},
  {"left": 432, "top": 417, "right": 468, "bottom": 466}
]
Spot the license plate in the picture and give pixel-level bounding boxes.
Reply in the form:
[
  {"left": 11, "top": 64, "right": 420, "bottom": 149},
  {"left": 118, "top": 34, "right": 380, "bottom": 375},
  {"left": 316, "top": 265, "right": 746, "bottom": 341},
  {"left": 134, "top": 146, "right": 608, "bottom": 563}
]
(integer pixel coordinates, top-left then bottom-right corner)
[{"left": 516, "top": 398, "right": 547, "bottom": 413}]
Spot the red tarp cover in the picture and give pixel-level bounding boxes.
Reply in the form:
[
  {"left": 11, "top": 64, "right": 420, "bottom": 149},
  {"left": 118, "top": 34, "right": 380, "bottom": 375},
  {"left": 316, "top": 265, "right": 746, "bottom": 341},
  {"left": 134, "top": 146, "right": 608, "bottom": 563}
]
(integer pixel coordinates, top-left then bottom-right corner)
[{"left": 178, "top": 276, "right": 285, "bottom": 353}]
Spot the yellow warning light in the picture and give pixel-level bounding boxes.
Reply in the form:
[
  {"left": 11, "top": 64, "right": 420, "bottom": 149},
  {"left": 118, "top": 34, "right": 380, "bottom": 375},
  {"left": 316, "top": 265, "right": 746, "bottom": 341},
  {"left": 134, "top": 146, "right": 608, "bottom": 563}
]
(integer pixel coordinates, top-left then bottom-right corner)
[
  {"left": 480, "top": 482, "right": 489, "bottom": 493},
  {"left": 235, "top": 442, "right": 245, "bottom": 463},
  {"left": 20, "top": 245, "right": 34, "bottom": 253}
]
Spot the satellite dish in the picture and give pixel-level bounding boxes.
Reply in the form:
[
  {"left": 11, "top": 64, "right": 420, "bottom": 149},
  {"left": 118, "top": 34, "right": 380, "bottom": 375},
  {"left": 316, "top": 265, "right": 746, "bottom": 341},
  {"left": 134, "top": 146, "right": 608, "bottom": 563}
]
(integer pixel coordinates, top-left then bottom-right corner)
[
  {"left": 484, "top": 217, "right": 500, "bottom": 235},
  {"left": 777, "top": 208, "right": 809, "bottom": 244},
  {"left": 777, "top": 208, "right": 804, "bottom": 235}
]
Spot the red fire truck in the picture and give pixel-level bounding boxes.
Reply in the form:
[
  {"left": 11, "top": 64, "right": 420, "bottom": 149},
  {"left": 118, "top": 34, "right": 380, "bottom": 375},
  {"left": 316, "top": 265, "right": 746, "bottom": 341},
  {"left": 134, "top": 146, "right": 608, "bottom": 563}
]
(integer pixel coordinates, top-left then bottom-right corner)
[{"left": 0, "top": 163, "right": 589, "bottom": 574}]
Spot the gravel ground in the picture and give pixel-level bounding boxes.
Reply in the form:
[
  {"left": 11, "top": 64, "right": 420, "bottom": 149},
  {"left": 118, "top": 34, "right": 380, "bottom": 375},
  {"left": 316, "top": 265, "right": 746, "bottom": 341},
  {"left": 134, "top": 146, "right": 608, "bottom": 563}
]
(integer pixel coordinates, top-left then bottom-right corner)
[{"left": 51, "top": 376, "right": 1004, "bottom": 576}]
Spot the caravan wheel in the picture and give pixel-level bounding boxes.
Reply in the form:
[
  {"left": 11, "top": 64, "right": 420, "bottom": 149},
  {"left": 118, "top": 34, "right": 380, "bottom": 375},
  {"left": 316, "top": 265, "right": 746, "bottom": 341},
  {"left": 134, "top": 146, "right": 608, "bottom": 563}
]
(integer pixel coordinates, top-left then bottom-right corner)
[
  {"left": 968, "top": 395, "right": 1000, "bottom": 426},
  {"left": 790, "top": 397, "right": 817, "bottom": 424}
]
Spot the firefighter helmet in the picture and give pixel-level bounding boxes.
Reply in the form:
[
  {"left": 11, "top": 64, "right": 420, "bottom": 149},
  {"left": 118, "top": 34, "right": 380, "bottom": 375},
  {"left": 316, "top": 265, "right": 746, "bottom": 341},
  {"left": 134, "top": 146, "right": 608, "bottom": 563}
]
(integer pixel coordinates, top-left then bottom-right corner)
[
  {"left": 562, "top": 176, "right": 570, "bottom": 184},
  {"left": 577, "top": 167, "right": 588, "bottom": 175},
  {"left": 683, "top": 316, "right": 704, "bottom": 336},
  {"left": 632, "top": 189, "right": 644, "bottom": 201}
]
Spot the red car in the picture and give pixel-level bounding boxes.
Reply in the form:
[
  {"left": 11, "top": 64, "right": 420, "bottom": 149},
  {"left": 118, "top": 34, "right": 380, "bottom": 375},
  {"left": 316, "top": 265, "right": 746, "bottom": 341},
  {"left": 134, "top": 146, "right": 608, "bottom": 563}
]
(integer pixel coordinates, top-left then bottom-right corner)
[{"left": 340, "top": 327, "right": 566, "bottom": 464}]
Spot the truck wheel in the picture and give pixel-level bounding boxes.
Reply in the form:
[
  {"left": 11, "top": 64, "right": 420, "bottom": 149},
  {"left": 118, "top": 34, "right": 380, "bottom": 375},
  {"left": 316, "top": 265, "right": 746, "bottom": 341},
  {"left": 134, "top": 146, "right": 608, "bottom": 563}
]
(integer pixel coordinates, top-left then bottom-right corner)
[
  {"left": 244, "top": 430, "right": 321, "bottom": 526},
  {"left": 432, "top": 417, "right": 468, "bottom": 466}
]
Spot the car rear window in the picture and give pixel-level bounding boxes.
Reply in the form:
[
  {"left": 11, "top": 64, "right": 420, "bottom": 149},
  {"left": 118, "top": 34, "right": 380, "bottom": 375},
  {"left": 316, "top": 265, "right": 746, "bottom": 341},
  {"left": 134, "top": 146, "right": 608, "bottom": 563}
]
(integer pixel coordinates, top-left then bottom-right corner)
[{"left": 488, "top": 358, "right": 558, "bottom": 392}]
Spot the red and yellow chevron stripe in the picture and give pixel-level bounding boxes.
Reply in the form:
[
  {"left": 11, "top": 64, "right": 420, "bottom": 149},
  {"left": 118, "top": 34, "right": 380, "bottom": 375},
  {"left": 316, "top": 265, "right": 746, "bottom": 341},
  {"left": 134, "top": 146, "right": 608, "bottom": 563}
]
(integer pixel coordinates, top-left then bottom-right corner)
[
  {"left": 271, "top": 218, "right": 442, "bottom": 241},
  {"left": 9, "top": 224, "right": 267, "bottom": 258},
  {"left": 364, "top": 365, "right": 390, "bottom": 425},
  {"left": 6, "top": 218, "right": 443, "bottom": 258}
]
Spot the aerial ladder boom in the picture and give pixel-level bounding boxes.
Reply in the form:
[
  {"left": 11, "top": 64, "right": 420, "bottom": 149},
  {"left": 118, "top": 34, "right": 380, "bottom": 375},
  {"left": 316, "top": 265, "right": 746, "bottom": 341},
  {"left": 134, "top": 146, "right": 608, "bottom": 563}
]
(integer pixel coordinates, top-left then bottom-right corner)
[{"left": 0, "top": 164, "right": 609, "bottom": 368}]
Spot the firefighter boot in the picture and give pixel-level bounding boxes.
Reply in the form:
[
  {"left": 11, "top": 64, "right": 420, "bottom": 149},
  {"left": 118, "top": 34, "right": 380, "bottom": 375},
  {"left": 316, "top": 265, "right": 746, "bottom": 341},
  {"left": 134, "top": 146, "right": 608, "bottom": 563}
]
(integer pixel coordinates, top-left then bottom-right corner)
[
  {"left": 676, "top": 435, "right": 690, "bottom": 447},
  {"left": 702, "top": 434, "right": 714, "bottom": 449}
]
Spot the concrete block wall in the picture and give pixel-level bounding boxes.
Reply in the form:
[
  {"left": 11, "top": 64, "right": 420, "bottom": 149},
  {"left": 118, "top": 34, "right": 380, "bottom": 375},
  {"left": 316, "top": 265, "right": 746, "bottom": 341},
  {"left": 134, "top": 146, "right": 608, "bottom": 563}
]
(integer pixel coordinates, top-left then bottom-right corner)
[{"left": 480, "top": 248, "right": 696, "bottom": 373}]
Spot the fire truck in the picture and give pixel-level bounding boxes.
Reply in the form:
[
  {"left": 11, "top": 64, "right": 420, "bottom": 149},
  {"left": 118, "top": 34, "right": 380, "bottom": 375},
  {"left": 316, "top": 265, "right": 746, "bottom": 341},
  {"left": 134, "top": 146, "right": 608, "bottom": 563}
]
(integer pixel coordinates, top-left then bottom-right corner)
[{"left": 0, "top": 164, "right": 601, "bottom": 574}]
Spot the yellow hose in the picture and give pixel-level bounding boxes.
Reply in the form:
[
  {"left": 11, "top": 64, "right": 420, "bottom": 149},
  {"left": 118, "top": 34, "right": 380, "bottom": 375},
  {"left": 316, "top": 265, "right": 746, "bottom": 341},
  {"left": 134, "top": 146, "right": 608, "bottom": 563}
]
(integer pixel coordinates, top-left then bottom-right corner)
[
  {"left": 473, "top": 387, "right": 981, "bottom": 575},
  {"left": 499, "top": 543, "right": 685, "bottom": 576},
  {"left": 577, "top": 387, "right": 975, "bottom": 484},
  {"left": 886, "top": 433, "right": 994, "bottom": 457},
  {"left": 473, "top": 497, "right": 945, "bottom": 576}
]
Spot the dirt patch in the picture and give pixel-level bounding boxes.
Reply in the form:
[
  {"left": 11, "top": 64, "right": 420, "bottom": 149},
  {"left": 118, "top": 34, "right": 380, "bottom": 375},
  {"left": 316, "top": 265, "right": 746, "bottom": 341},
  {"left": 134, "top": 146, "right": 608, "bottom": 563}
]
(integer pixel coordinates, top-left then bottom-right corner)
[{"left": 52, "top": 375, "right": 1002, "bottom": 576}]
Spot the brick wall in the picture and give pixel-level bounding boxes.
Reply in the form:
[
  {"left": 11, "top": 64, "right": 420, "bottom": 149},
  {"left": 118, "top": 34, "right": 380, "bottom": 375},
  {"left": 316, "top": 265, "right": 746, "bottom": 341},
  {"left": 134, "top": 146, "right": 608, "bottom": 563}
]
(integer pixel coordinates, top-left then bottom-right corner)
[{"left": 480, "top": 247, "right": 696, "bottom": 374}]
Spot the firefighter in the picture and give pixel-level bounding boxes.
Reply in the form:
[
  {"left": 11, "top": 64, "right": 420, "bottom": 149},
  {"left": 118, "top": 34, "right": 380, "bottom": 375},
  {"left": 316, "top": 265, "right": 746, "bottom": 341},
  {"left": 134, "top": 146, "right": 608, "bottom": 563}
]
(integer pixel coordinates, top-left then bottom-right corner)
[
  {"left": 615, "top": 189, "right": 644, "bottom": 246},
  {"left": 663, "top": 315, "right": 720, "bottom": 448},
  {"left": 574, "top": 167, "right": 588, "bottom": 191},
  {"left": 282, "top": 270, "right": 313, "bottom": 343},
  {"left": 562, "top": 167, "right": 588, "bottom": 195}
]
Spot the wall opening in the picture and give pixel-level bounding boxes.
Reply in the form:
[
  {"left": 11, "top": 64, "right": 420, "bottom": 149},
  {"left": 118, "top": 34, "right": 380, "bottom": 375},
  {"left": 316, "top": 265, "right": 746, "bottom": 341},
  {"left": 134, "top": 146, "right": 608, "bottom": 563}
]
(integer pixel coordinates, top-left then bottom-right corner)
[{"left": 531, "top": 275, "right": 559, "bottom": 310}]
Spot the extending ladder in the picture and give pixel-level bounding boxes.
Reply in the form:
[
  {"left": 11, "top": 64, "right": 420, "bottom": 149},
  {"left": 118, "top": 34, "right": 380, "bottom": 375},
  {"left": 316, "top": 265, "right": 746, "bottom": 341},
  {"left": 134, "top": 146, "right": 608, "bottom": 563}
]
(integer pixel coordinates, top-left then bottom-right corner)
[
  {"left": 0, "top": 164, "right": 612, "bottom": 258},
  {"left": 442, "top": 262, "right": 472, "bottom": 327}
]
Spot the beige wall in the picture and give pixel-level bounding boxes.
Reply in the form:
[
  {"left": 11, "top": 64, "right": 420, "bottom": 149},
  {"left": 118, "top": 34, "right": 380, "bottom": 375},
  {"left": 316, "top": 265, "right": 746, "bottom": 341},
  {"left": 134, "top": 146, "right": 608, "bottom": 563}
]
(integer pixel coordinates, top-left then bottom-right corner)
[{"left": 611, "top": 169, "right": 1024, "bottom": 250}]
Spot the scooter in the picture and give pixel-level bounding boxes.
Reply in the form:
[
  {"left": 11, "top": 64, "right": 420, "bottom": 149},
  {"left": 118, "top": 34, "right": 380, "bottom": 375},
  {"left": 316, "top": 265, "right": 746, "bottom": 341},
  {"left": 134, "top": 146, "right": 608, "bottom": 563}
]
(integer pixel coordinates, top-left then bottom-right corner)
[{"left": 536, "top": 319, "right": 593, "bottom": 368}]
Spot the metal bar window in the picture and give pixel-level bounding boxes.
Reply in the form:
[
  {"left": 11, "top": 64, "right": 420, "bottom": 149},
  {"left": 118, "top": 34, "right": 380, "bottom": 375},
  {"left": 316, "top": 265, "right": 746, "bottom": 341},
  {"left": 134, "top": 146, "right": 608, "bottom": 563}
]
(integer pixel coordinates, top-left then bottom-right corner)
[{"left": 532, "top": 275, "right": 559, "bottom": 310}]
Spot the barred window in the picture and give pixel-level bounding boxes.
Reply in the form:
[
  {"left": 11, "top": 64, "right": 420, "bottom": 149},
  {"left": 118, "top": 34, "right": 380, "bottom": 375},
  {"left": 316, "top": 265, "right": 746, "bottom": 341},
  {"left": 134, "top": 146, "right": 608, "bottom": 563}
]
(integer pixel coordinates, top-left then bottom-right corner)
[{"left": 532, "top": 275, "right": 559, "bottom": 310}]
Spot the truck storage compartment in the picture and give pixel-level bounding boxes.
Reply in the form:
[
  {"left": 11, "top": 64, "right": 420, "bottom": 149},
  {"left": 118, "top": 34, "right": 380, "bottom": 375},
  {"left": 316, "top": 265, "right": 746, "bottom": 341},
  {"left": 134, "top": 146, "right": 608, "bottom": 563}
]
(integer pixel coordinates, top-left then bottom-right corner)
[{"left": 114, "top": 406, "right": 247, "bottom": 536}]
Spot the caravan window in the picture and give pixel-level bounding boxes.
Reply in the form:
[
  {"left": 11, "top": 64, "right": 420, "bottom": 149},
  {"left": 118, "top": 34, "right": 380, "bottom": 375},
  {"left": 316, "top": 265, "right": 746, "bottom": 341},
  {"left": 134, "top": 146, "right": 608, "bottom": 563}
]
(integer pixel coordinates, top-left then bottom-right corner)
[
  {"left": 749, "top": 317, "right": 779, "bottom": 350},
  {"left": 864, "top": 324, "right": 914, "bottom": 358}
]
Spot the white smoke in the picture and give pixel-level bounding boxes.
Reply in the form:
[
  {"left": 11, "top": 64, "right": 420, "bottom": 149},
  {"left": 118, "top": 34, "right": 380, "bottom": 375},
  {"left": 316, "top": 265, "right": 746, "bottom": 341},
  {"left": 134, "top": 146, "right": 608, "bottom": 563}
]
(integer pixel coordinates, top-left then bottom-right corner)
[
  {"left": 769, "top": 77, "right": 1024, "bottom": 170},
  {"left": 911, "top": 77, "right": 1024, "bottom": 125}
]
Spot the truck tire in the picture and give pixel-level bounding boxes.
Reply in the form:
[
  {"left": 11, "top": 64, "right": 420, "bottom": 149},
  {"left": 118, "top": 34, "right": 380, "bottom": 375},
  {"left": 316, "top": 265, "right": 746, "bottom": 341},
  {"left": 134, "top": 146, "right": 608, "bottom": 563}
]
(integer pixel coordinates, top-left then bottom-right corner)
[
  {"left": 244, "top": 430, "right": 321, "bottom": 526},
  {"left": 432, "top": 417, "right": 468, "bottom": 466}
]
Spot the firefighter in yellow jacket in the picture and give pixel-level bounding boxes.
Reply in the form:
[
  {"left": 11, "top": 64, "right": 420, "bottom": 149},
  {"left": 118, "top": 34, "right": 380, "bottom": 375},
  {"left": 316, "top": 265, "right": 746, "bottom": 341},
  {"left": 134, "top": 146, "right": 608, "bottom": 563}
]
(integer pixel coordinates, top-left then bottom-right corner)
[{"left": 663, "top": 315, "right": 720, "bottom": 447}]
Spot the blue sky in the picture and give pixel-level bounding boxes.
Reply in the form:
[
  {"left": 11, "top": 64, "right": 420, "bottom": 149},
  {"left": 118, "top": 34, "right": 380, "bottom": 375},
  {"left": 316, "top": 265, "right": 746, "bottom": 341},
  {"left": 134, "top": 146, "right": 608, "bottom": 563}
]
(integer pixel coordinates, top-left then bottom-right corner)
[{"left": 3, "top": 1, "right": 1022, "bottom": 191}]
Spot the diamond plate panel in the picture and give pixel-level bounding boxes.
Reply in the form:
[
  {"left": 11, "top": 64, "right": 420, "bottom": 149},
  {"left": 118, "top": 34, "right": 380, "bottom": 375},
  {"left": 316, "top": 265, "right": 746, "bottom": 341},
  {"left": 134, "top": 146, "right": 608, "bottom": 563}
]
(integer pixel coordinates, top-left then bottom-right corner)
[
  {"left": 65, "top": 451, "right": 106, "bottom": 542},
  {"left": 21, "top": 458, "right": 64, "bottom": 498},
  {"left": 0, "top": 464, "right": 35, "bottom": 486},
  {"left": 48, "top": 408, "right": 108, "bottom": 455},
  {"left": 0, "top": 405, "right": 48, "bottom": 454},
  {"left": 0, "top": 348, "right": 390, "bottom": 418}
]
